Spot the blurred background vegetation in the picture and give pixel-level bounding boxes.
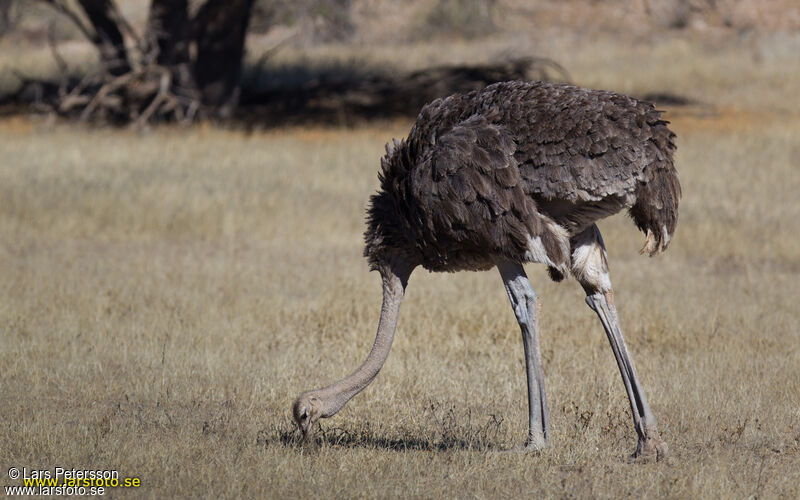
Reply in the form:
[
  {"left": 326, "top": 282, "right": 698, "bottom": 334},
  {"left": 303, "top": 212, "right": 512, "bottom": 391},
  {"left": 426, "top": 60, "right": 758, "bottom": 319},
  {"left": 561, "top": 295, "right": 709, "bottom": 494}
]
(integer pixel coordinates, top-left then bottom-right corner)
[{"left": 0, "top": 0, "right": 798, "bottom": 126}]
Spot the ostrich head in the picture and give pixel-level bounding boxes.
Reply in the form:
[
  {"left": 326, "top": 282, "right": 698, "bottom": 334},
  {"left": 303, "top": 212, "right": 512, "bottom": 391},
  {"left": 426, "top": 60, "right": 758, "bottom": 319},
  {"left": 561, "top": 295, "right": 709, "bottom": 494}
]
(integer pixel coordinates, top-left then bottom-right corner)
[{"left": 292, "top": 391, "right": 322, "bottom": 440}]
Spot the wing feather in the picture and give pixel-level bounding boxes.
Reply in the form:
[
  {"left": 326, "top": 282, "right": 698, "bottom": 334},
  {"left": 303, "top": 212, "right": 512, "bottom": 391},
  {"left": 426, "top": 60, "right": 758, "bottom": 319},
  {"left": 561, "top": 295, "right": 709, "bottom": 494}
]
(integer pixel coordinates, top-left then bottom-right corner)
[{"left": 409, "top": 114, "right": 556, "bottom": 268}]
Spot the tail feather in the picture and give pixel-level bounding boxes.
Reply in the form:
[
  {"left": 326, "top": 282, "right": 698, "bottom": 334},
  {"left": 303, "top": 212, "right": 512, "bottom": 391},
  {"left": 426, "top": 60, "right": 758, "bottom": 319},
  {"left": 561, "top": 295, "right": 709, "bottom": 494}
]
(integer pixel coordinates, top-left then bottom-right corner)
[{"left": 629, "top": 158, "right": 681, "bottom": 257}]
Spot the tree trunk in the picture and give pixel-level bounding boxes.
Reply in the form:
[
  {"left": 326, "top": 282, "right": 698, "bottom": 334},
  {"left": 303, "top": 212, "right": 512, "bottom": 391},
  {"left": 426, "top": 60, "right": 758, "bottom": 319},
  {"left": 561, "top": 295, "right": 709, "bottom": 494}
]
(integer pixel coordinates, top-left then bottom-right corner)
[
  {"left": 193, "top": 0, "right": 255, "bottom": 117},
  {"left": 146, "top": 0, "right": 194, "bottom": 95},
  {"left": 147, "top": 0, "right": 190, "bottom": 67},
  {"left": 35, "top": 0, "right": 257, "bottom": 123},
  {"left": 77, "top": 0, "right": 130, "bottom": 75}
]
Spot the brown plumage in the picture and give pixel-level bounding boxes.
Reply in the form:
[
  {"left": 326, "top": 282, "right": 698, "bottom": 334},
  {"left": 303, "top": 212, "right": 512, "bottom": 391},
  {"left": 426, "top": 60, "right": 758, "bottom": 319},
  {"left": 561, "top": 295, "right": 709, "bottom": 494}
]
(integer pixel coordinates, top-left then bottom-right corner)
[
  {"left": 295, "top": 80, "right": 679, "bottom": 461},
  {"left": 364, "top": 80, "right": 680, "bottom": 275}
]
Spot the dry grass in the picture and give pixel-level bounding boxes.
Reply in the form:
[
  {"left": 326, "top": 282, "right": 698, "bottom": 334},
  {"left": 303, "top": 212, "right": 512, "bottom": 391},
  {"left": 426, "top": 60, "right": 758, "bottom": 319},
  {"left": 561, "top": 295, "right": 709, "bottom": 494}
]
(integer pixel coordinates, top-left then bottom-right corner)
[{"left": 2, "top": 39, "right": 800, "bottom": 498}]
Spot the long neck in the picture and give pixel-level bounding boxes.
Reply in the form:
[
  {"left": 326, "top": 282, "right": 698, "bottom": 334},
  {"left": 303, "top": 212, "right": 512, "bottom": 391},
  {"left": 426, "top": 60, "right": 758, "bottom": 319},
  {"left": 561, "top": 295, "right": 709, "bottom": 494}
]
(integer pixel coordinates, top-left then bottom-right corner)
[{"left": 317, "top": 265, "right": 409, "bottom": 417}]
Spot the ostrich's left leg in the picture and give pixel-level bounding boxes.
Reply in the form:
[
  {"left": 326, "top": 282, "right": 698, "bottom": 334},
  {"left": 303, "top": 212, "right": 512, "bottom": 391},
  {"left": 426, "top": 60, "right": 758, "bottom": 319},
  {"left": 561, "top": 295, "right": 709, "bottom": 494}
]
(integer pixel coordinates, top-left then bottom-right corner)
[
  {"left": 496, "top": 260, "right": 549, "bottom": 451},
  {"left": 571, "top": 225, "right": 668, "bottom": 461}
]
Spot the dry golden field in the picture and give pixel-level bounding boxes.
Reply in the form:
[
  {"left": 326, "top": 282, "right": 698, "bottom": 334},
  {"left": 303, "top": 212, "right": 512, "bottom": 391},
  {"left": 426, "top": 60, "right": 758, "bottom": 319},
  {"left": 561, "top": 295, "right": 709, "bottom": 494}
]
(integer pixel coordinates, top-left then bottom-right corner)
[{"left": 2, "top": 34, "right": 800, "bottom": 498}]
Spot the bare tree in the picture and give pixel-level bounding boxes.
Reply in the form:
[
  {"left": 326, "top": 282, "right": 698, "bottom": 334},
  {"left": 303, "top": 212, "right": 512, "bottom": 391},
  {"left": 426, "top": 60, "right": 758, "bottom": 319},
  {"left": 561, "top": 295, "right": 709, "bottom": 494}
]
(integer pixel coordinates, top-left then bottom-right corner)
[{"left": 36, "top": 0, "right": 256, "bottom": 124}]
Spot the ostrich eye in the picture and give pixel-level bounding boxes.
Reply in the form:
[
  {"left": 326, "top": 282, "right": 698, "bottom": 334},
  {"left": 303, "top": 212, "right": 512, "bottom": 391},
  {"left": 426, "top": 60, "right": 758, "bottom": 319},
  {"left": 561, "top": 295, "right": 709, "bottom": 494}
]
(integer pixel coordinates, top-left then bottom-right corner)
[{"left": 300, "top": 411, "right": 308, "bottom": 420}]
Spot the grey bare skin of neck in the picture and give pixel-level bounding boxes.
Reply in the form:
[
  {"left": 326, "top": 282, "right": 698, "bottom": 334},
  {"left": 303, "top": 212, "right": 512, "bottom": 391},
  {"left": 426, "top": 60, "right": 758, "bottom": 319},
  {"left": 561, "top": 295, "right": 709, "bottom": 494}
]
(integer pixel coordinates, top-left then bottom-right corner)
[{"left": 292, "top": 260, "right": 413, "bottom": 442}]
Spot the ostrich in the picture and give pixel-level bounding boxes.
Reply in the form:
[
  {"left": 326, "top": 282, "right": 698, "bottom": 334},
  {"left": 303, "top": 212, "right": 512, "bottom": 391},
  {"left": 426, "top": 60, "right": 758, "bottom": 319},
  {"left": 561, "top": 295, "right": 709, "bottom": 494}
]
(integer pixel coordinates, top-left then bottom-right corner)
[{"left": 293, "top": 81, "right": 680, "bottom": 461}]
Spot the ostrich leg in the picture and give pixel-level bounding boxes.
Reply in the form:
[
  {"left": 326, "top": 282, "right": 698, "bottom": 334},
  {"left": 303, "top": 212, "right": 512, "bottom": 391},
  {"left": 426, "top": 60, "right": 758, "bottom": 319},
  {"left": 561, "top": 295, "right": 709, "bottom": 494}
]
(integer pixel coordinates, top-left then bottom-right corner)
[
  {"left": 572, "top": 225, "right": 667, "bottom": 461},
  {"left": 496, "top": 260, "right": 549, "bottom": 451}
]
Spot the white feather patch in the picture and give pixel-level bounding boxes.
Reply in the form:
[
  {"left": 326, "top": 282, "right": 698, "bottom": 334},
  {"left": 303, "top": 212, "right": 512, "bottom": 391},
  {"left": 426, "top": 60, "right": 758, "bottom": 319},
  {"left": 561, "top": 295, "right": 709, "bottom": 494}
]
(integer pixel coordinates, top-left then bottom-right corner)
[
  {"left": 571, "top": 233, "right": 611, "bottom": 292},
  {"left": 661, "top": 224, "right": 671, "bottom": 247},
  {"left": 523, "top": 221, "right": 571, "bottom": 276},
  {"left": 523, "top": 235, "right": 550, "bottom": 264}
]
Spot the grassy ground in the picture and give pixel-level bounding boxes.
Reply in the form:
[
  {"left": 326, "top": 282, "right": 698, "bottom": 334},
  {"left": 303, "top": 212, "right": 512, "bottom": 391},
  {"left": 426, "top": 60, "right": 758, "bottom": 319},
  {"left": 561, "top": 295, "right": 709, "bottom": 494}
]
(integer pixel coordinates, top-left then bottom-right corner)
[{"left": 2, "top": 39, "right": 800, "bottom": 498}]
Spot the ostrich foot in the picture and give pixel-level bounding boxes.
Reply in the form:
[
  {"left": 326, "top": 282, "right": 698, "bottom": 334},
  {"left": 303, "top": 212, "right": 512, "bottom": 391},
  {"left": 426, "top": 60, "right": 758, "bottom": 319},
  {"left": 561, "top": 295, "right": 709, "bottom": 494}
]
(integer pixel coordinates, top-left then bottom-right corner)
[
  {"left": 524, "top": 436, "right": 547, "bottom": 452},
  {"left": 628, "top": 435, "right": 668, "bottom": 463},
  {"left": 495, "top": 437, "right": 547, "bottom": 455},
  {"left": 493, "top": 444, "right": 545, "bottom": 455}
]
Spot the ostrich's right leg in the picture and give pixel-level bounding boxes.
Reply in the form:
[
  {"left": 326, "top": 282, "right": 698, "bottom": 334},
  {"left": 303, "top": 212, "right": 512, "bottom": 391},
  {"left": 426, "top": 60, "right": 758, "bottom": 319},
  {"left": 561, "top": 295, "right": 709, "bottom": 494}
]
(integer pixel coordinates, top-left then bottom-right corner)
[
  {"left": 571, "top": 225, "right": 667, "bottom": 461},
  {"left": 496, "top": 260, "right": 549, "bottom": 451}
]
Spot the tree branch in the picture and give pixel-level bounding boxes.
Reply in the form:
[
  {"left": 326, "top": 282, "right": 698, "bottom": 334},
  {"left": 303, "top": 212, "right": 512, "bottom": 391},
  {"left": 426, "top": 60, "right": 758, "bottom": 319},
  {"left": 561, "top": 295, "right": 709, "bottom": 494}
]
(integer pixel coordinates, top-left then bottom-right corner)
[
  {"left": 75, "top": 0, "right": 131, "bottom": 75},
  {"left": 38, "top": 0, "right": 97, "bottom": 43},
  {"left": 47, "top": 21, "right": 69, "bottom": 75},
  {"left": 104, "top": 0, "right": 145, "bottom": 60}
]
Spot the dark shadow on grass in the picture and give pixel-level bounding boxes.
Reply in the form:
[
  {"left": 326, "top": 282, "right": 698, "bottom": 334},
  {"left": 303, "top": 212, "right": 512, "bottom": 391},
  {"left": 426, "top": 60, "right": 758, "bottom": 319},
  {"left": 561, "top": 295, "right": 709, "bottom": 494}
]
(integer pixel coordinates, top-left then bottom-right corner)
[
  {"left": 1, "top": 55, "right": 698, "bottom": 128},
  {"left": 258, "top": 421, "right": 506, "bottom": 453},
  {"left": 259, "top": 401, "right": 510, "bottom": 452},
  {"left": 639, "top": 91, "right": 696, "bottom": 107},
  {"left": 236, "top": 57, "right": 571, "bottom": 128},
  {"left": 1, "top": 57, "right": 567, "bottom": 127}
]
